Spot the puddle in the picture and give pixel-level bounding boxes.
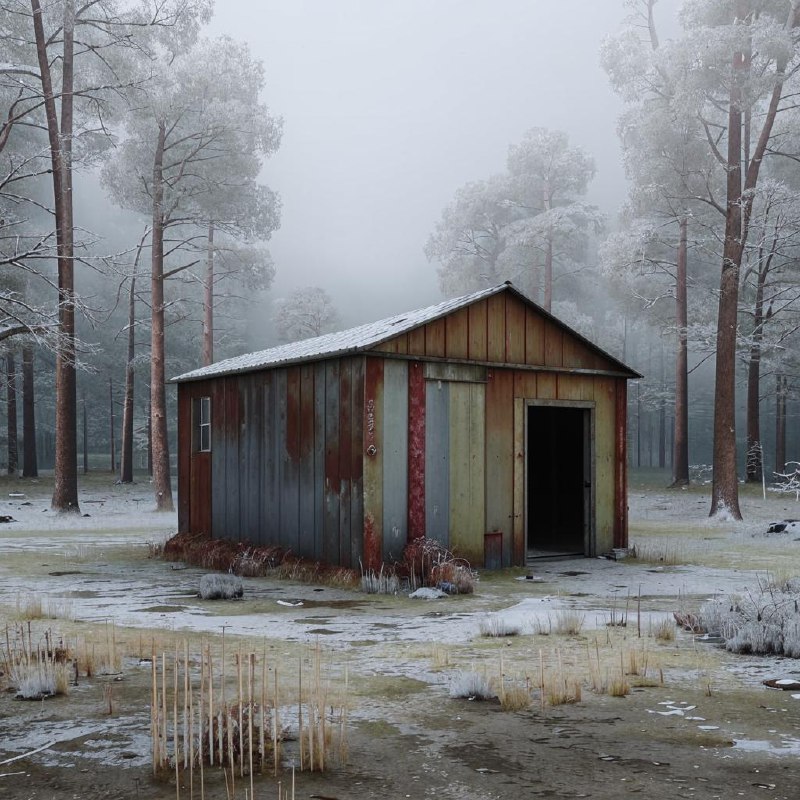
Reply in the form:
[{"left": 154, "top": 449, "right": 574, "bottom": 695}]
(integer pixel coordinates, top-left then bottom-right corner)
[
  {"left": 733, "top": 737, "right": 800, "bottom": 755},
  {"left": 137, "top": 605, "right": 189, "bottom": 613}
]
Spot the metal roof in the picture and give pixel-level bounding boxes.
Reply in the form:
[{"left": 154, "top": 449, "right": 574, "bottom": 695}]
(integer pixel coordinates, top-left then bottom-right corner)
[{"left": 172, "top": 282, "right": 639, "bottom": 382}]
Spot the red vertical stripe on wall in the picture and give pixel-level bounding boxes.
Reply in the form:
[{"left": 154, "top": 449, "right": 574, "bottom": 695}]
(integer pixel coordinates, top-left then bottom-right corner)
[{"left": 407, "top": 361, "right": 426, "bottom": 539}]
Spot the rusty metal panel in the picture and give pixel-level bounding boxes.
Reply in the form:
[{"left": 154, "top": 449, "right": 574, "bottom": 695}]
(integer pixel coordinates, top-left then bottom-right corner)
[
  {"left": 281, "top": 367, "right": 301, "bottom": 555},
  {"left": 363, "top": 357, "right": 384, "bottom": 570},
  {"left": 486, "top": 293, "right": 506, "bottom": 362},
  {"left": 448, "top": 382, "right": 485, "bottom": 565},
  {"left": 338, "top": 359, "right": 353, "bottom": 567},
  {"left": 407, "top": 326, "right": 426, "bottom": 356},
  {"left": 445, "top": 307, "right": 469, "bottom": 359},
  {"left": 262, "top": 371, "right": 279, "bottom": 544},
  {"left": 425, "top": 378, "right": 449, "bottom": 546},
  {"left": 484, "top": 531, "right": 503, "bottom": 570},
  {"left": 505, "top": 296, "right": 526, "bottom": 364},
  {"left": 298, "top": 364, "right": 315, "bottom": 557},
  {"left": 512, "top": 397, "right": 525, "bottom": 564},
  {"left": 350, "top": 357, "right": 365, "bottom": 567},
  {"left": 313, "top": 362, "right": 327, "bottom": 560},
  {"left": 468, "top": 300, "right": 487, "bottom": 361},
  {"left": 239, "top": 375, "right": 263, "bottom": 544},
  {"left": 407, "top": 361, "right": 426, "bottom": 540},
  {"left": 544, "top": 321, "right": 564, "bottom": 367},
  {"left": 210, "top": 381, "right": 227, "bottom": 538},
  {"left": 485, "top": 369, "right": 514, "bottom": 567},
  {"left": 323, "top": 361, "right": 341, "bottom": 564},
  {"left": 382, "top": 359, "right": 408, "bottom": 562},
  {"left": 525, "top": 309, "right": 545, "bottom": 365},
  {"left": 177, "top": 385, "right": 191, "bottom": 532}
]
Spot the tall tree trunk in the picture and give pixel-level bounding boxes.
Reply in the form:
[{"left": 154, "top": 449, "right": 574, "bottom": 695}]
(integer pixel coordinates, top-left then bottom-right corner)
[
  {"left": 21, "top": 345, "right": 37, "bottom": 478},
  {"left": 147, "top": 399, "right": 153, "bottom": 477},
  {"left": 82, "top": 395, "right": 88, "bottom": 474},
  {"left": 658, "top": 347, "right": 666, "bottom": 470},
  {"left": 202, "top": 220, "right": 215, "bottom": 366},
  {"left": 775, "top": 374, "right": 787, "bottom": 475},
  {"left": 109, "top": 377, "right": 115, "bottom": 472},
  {"left": 120, "top": 232, "right": 146, "bottom": 484},
  {"left": 6, "top": 352, "right": 18, "bottom": 475},
  {"left": 150, "top": 121, "right": 174, "bottom": 511},
  {"left": 671, "top": 217, "right": 690, "bottom": 486},
  {"left": 710, "top": 25, "right": 746, "bottom": 520},
  {"left": 710, "top": 3, "right": 799, "bottom": 517},
  {"left": 745, "top": 259, "right": 768, "bottom": 483},
  {"left": 32, "top": 0, "right": 80, "bottom": 512}
]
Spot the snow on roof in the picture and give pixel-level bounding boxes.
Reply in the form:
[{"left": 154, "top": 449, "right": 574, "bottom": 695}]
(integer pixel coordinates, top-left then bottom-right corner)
[{"left": 172, "top": 282, "right": 637, "bottom": 382}]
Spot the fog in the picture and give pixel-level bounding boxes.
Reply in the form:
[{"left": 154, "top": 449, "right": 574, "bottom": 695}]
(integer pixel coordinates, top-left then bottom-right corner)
[{"left": 209, "top": 0, "right": 649, "bottom": 326}]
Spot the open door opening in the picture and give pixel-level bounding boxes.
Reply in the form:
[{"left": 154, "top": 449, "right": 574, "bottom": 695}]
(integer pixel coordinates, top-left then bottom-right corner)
[{"left": 526, "top": 405, "right": 591, "bottom": 558}]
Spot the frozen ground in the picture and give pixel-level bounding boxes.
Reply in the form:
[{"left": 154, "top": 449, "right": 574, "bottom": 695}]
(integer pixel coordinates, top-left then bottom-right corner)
[{"left": 3, "top": 472, "right": 800, "bottom": 799}]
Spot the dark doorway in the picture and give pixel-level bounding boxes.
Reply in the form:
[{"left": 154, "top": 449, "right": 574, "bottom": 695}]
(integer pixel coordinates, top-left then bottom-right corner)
[{"left": 527, "top": 405, "right": 590, "bottom": 557}]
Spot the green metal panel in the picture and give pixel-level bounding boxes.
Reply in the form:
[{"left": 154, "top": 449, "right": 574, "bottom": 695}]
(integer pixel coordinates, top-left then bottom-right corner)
[{"left": 448, "top": 382, "right": 485, "bottom": 564}]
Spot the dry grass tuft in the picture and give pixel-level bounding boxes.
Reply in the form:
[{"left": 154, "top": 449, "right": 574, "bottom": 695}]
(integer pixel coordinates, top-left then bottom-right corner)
[
  {"left": 552, "top": 609, "right": 585, "bottom": 636},
  {"left": 479, "top": 615, "right": 521, "bottom": 638},
  {"left": 449, "top": 670, "right": 494, "bottom": 700},
  {"left": 651, "top": 618, "right": 676, "bottom": 642}
]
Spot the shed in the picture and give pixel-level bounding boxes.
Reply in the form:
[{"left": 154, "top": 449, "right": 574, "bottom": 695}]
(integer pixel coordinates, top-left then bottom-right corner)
[{"left": 173, "top": 282, "right": 639, "bottom": 569}]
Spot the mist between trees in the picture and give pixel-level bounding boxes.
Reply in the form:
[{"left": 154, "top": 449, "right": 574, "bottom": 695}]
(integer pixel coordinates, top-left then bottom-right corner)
[{"left": 1, "top": 0, "right": 800, "bottom": 519}]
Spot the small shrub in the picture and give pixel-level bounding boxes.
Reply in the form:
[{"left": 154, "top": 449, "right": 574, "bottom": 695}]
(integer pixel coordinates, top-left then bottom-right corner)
[
  {"left": 500, "top": 683, "right": 532, "bottom": 711},
  {"left": 199, "top": 573, "right": 244, "bottom": 600},
  {"left": 479, "top": 615, "right": 521, "bottom": 638},
  {"left": 449, "top": 670, "right": 494, "bottom": 700},
  {"left": 651, "top": 618, "right": 676, "bottom": 642},
  {"left": 552, "top": 609, "right": 585, "bottom": 636},
  {"left": 403, "top": 537, "right": 476, "bottom": 594}
]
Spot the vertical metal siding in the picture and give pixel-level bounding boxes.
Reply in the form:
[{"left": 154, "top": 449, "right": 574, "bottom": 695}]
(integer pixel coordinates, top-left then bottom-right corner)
[
  {"left": 323, "top": 361, "right": 341, "bottom": 564},
  {"left": 468, "top": 300, "right": 488, "bottom": 361},
  {"left": 224, "top": 378, "right": 240, "bottom": 540},
  {"left": 362, "top": 358, "right": 384, "bottom": 570},
  {"left": 448, "top": 382, "right": 485, "bottom": 564},
  {"left": 382, "top": 360, "right": 408, "bottom": 562},
  {"left": 210, "top": 380, "right": 227, "bottom": 538},
  {"left": 425, "top": 379, "right": 449, "bottom": 546},
  {"left": 313, "top": 362, "right": 327, "bottom": 560},
  {"left": 298, "top": 364, "right": 316, "bottom": 557},
  {"left": 407, "top": 361, "right": 426, "bottom": 540},
  {"left": 485, "top": 369, "right": 514, "bottom": 566},
  {"left": 350, "top": 357, "right": 365, "bottom": 567},
  {"left": 338, "top": 360, "right": 353, "bottom": 567}
]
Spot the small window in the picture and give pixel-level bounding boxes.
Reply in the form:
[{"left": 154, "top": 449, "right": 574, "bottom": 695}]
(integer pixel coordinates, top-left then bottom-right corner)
[{"left": 193, "top": 396, "right": 211, "bottom": 452}]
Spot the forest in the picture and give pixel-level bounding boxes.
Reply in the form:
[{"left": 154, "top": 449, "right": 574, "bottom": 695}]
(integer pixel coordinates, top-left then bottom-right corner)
[{"left": 1, "top": 0, "right": 800, "bottom": 521}]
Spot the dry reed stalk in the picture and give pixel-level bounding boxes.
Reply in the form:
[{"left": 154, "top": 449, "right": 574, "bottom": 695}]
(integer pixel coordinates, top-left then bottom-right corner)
[
  {"left": 183, "top": 640, "right": 189, "bottom": 770},
  {"left": 338, "top": 664, "right": 349, "bottom": 765},
  {"left": 247, "top": 653, "right": 255, "bottom": 798},
  {"left": 161, "top": 652, "right": 168, "bottom": 770},
  {"left": 273, "top": 665, "right": 279, "bottom": 776},
  {"left": 207, "top": 646, "right": 214, "bottom": 767},
  {"left": 174, "top": 644, "right": 180, "bottom": 800},
  {"left": 298, "top": 657, "right": 303, "bottom": 772},
  {"left": 539, "top": 649, "right": 545, "bottom": 710},
  {"left": 260, "top": 645, "right": 266, "bottom": 774},
  {"left": 238, "top": 648, "right": 244, "bottom": 778},
  {"left": 151, "top": 650, "right": 158, "bottom": 774}
]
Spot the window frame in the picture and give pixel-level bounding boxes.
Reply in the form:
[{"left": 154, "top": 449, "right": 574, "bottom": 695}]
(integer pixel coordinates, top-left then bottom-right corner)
[{"left": 192, "top": 396, "right": 211, "bottom": 453}]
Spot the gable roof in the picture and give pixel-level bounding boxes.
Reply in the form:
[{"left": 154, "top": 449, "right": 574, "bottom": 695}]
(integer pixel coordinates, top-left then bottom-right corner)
[{"left": 172, "top": 282, "right": 640, "bottom": 382}]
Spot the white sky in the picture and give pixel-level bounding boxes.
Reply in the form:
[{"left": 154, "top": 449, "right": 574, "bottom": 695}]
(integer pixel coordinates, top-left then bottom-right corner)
[{"left": 208, "top": 1, "right": 673, "bottom": 327}]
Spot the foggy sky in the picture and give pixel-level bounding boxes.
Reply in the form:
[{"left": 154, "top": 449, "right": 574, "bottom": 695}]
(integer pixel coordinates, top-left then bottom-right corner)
[{"left": 209, "top": 1, "right": 674, "bottom": 329}]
